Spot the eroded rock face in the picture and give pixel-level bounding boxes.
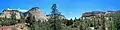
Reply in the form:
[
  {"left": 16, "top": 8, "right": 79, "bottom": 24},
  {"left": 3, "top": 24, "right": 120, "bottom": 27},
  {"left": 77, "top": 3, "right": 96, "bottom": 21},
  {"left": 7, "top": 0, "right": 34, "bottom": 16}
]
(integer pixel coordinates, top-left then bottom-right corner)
[
  {"left": 27, "top": 7, "right": 48, "bottom": 22},
  {"left": 0, "top": 10, "right": 21, "bottom": 19}
]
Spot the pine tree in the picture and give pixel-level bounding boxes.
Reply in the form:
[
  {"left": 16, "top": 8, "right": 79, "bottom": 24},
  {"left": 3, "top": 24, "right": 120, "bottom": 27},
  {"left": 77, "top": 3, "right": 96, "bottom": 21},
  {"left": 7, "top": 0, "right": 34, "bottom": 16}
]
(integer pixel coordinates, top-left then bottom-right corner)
[
  {"left": 66, "top": 18, "right": 73, "bottom": 26},
  {"left": 48, "top": 4, "right": 63, "bottom": 30},
  {"left": 110, "top": 11, "right": 120, "bottom": 30}
]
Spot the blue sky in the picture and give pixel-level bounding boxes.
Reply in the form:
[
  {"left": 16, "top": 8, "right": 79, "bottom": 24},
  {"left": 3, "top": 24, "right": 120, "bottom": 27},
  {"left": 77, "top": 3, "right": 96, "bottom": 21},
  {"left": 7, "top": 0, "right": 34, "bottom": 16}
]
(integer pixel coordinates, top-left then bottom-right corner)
[{"left": 0, "top": 0, "right": 120, "bottom": 19}]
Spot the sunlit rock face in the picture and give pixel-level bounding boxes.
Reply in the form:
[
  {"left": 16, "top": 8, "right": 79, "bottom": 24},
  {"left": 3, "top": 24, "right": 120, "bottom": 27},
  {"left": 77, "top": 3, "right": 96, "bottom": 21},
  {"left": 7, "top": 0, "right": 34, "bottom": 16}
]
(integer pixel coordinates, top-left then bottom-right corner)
[
  {"left": 0, "top": 10, "right": 21, "bottom": 19},
  {"left": 27, "top": 7, "right": 48, "bottom": 22}
]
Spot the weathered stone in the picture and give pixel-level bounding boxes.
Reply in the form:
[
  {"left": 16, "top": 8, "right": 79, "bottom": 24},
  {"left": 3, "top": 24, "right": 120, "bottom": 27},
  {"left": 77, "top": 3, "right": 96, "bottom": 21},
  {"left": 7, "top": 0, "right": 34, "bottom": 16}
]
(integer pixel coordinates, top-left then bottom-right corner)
[
  {"left": 27, "top": 7, "right": 48, "bottom": 22},
  {"left": 0, "top": 10, "right": 21, "bottom": 19}
]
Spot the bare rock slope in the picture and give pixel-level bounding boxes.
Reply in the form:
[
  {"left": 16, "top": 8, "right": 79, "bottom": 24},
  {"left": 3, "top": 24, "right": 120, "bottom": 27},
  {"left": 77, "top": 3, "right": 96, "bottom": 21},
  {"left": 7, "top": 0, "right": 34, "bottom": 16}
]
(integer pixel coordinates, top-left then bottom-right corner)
[{"left": 26, "top": 7, "right": 48, "bottom": 22}]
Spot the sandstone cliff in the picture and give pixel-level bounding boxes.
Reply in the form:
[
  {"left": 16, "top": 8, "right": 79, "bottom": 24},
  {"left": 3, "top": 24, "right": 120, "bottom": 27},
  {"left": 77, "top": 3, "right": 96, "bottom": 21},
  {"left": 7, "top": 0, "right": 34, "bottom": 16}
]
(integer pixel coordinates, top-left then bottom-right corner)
[{"left": 26, "top": 7, "right": 48, "bottom": 22}]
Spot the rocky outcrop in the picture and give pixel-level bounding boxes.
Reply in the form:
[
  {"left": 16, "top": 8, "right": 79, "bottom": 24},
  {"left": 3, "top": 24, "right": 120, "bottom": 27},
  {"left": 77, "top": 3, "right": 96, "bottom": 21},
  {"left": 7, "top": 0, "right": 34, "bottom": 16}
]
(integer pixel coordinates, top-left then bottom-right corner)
[
  {"left": 0, "top": 10, "right": 21, "bottom": 19},
  {"left": 0, "top": 7, "right": 48, "bottom": 22},
  {"left": 26, "top": 7, "right": 48, "bottom": 22},
  {"left": 0, "top": 7, "right": 48, "bottom": 30}
]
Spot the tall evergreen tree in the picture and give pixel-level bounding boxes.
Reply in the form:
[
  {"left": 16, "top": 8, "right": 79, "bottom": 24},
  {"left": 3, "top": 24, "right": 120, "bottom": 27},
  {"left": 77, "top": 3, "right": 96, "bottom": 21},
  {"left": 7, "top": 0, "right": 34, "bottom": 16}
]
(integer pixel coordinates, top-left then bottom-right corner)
[
  {"left": 110, "top": 11, "right": 120, "bottom": 30},
  {"left": 48, "top": 4, "right": 63, "bottom": 30},
  {"left": 66, "top": 18, "right": 73, "bottom": 26},
  {"left": 50, "top": 4, "right": 61, "bottom": 16}
]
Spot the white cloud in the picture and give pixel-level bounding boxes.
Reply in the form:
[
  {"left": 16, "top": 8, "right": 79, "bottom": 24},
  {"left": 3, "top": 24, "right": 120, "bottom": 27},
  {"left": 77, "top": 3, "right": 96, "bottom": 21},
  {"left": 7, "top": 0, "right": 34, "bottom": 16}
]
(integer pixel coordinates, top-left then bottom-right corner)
[
  {"left": 5, "top": 8, "right": 28, "bottom": 12},
  {"left": 18, "top": 9, "right": 28, "bottom": 12}
]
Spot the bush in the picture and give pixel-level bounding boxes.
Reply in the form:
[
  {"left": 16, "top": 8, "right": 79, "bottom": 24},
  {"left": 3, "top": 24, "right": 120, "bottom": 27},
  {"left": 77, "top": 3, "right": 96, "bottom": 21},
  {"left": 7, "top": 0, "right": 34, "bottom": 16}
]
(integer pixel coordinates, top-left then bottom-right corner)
[{"left": 0, "top": 19, "right": 18, "bottom": 26}]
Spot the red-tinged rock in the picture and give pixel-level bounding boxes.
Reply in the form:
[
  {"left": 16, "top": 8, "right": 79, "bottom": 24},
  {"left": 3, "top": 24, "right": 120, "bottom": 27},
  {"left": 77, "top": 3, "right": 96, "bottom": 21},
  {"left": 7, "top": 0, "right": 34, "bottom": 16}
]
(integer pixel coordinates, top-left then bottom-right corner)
[
  {"left": 1, "top": 26, "right": 11, "bottom": 30},
  {"left": 0, "top": 27, "right": 2, "bottom": 30}
]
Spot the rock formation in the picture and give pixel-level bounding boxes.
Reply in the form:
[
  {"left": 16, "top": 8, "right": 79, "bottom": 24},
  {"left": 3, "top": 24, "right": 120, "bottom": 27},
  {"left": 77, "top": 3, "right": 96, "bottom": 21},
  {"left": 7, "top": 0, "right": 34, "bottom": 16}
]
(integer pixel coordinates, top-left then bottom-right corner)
[
  {"left": 0, "top": 7, "right": 49, "bottom": 30},
  {"left": 0, "top": 10, "right": 21, "bottom": 19},
  {"left": 26, "top": 7, "right": 48, "bottom": 22}
]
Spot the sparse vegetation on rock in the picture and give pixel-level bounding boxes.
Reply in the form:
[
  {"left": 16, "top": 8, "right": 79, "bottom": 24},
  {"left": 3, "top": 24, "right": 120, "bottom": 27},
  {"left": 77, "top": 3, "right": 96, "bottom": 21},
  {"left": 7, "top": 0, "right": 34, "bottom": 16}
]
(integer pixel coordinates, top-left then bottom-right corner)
[{"left": 0, "top": 4, "right": 120, "bottom": 30}]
